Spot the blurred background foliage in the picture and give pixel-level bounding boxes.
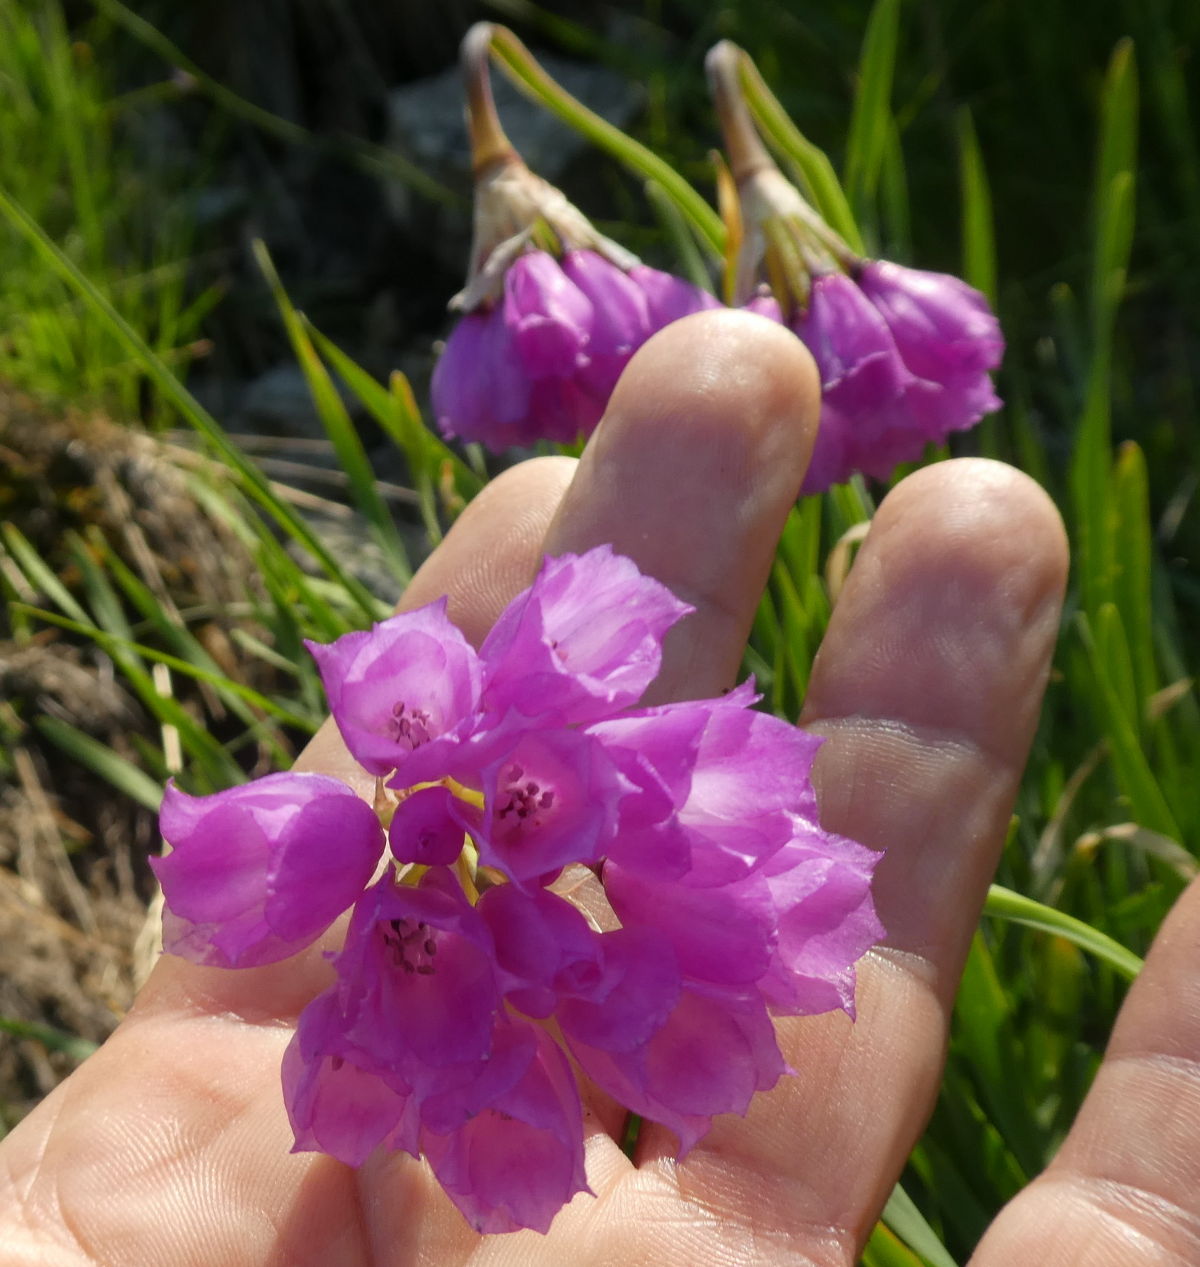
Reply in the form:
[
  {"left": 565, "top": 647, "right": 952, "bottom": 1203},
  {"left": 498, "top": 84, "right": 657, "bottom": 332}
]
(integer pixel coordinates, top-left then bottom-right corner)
[{"left": 0, "top": 1, "right": 1197, "bottom": 1262}]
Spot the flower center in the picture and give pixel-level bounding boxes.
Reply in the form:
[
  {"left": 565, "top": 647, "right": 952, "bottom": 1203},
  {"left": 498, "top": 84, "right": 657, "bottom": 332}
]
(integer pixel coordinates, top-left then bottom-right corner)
[
  {"left": 380, "top": 917, "right": 439, "bottom": 976},
  {"left": 387, "top": 701, "right": 434, "bottom": 750},
  {"left": 496, "top": 763, "right": 556, "bottom": 826}
]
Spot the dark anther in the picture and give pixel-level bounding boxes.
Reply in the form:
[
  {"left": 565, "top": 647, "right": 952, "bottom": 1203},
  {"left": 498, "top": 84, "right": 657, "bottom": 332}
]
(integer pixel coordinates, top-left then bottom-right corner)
[{"left": 424, "top": 938, "right": 437, "bottom": 955}]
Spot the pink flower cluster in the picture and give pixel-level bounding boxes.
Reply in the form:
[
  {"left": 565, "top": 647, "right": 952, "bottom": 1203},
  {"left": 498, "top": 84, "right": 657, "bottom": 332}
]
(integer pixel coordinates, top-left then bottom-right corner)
[
  {"left": 432, "top": 249, "right": 719, "bottom": 450},
  {"left": 154, "top": 546, "right": 882, "bottom": 1234},
  {"left": 748, "top": 261, "right": 1003, "bottom": 493}
]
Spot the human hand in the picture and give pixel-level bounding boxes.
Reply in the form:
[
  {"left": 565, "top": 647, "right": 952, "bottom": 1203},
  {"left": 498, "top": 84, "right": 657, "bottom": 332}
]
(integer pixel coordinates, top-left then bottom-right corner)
[{"left": 2, "top": 309, "right": 1165, "bottom": 1267}]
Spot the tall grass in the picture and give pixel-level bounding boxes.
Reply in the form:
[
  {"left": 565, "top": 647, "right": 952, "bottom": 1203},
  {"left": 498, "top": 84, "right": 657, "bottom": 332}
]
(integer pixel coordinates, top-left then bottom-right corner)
[
  {"left": 1, "top": 1, "right": 1197, "bottom": 1261},
  {"left": 0, "top": 0, "right": 219, "bottom": 424}
]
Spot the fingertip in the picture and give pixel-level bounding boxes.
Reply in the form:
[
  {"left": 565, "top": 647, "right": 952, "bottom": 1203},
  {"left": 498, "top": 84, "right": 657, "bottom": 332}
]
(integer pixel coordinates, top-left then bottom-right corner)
[
  {"left": 402, "top": 455, "right": 577, "bottom": 643},
  {"left": 873, "top": 458, "right": 1069, "bottom": 603},
  {"left": 805, "top": 458, "right": 1067, "bottom": 759},
  {"left": 599, "top": 307, "right": 821, "bottom": 488},
  {"left": 543, "top": 309, "right": 820, "bottom": 700}
]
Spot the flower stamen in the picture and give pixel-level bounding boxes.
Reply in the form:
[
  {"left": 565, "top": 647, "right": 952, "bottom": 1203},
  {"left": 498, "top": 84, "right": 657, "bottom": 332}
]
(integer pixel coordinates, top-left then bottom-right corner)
[{"left": 382, "top": 916, "right": 439, "bottom": 976}]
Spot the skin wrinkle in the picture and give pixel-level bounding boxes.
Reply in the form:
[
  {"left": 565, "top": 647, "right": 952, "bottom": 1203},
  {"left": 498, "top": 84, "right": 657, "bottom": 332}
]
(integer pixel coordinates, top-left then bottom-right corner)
[
  {"left": 3, "top": 1097, "right": 95, "bottom": 1267},
  {"left": 806, "top": 713, "right": 1008, "bottom": 789},
  {"left": 998, "top": 1174, "right": 1200, "bottom": 1265},
  {"left": 1058, "top": 1054, "right": 1200, "bottom": 1195},
  {"left": 651, "top": 1151, "right": 860, "bottom": 1267}
]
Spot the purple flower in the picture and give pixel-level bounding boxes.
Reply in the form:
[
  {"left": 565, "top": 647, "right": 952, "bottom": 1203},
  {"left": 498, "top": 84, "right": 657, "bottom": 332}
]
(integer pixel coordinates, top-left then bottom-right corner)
[
  {"left": 432, "top": 249, "right": 719, "bottom": 451},
  {"left": 420, "top": 1023, "right": 590, "bottom": 1234},
  {"left": 153, "top": 774, "right": 385, "bottom": 968},
  {"left": 303, "top": 597, "right": 480, "bottom": 780},
  {"left": 749, "top": 264, "right": 1004, "bottom": 494},
  {"left": 706, "top": 42, "right": 1002, "bottom": 493},
  {"left": 158, "top": 544, "right": 883, "bottom": 1234}
]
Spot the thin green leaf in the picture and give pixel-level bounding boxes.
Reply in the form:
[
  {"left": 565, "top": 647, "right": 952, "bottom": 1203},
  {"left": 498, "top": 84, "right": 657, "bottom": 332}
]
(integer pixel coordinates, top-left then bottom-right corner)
[
  {"left": 13, "top": 605, "right": 313, "bottom": 731},
  {"left": 844, "top": 0, "right": 902, "bottom": 218},
  {"left": 861, "top": 1220, "right": 932, "bottom": 1267},
  {"left": 984, "top": 885, "right": 1144, "bottom": 980},
  {"left": 1080, "top": 610, "right": 1182, "bottom": 840},
  {"left": 881, "top": 1182, "right": 961, "bottom": 1267},
  {"left": 1, "top": 523, "right": 90, "bottom": 624},
  {"left": 957, "top": 108, "right": 998, "bottom": 304},
  {"left": 253, "top": 240, "right": 412, "bottom": 586},
  {"left": 1109, "top": 442, "right": 1157, "bottom": 711},
  {"left": 1070, "top": 40, "right": 1138, "bottom": 621},
  {"left": 0, "top": 1016, "right": 97, "bottom": 1062},
  {"left": 34, "top": 716, "right": 163, "bottom": 811}
]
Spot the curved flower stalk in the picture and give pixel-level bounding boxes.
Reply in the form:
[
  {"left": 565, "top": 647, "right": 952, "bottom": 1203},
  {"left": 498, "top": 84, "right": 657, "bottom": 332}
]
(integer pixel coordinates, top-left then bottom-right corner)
[
  {"left": 156, "top": 546, "right": 883, "bottom": 1235},
  {"left": 708, "top": 42, "right": 1004, "bottom": 493},
  {"left": 430, "top": 25, "right": 719, "bottom": 452}
]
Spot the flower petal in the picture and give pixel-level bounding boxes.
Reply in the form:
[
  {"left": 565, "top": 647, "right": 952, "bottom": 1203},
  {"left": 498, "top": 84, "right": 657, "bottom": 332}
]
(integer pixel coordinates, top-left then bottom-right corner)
[
  {"left": 422, "top": 1024, "right": 590, "bottom": 1235},
  {"left": 153, "top": 773, "right": 384, "bottom": 968},
  {"left": 306, "top": 597, "right": 482, "bottom": 779},
  {"left": 480, "top": 545, "right": 693, "bottom": 725}
]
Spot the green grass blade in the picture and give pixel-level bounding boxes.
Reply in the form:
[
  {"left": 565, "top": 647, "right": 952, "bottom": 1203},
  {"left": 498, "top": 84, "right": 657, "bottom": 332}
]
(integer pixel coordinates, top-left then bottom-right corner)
[
  {"left": 1080, "top": 609, "right": 1183, "bottom": 840},
  {"left": 34, "top": 716, "right": 163, "bottom": 811},
  {"left": 862, "top": 1221, "right": 936, "bottom": 1267},
  {"left": 253, "top": 240, "right": 412, "bottom": 586},
  {"left": 881, "top": 1182, "right": 961, "bottom": 1267},
  {"left": 1090, "top": 39, "right": 1139, "bottom": 348},
  {"left": 0, "top": 185, "right": 381, "bottom": 623},
  {"left": 984, "top": 885, "right": 1144, "bottom": 979},
  {"left": 957, "top": 109, "right": 998, "bottom": 304},
  {"left": 303, "top": 320, "right": 484, "bottom": 527},
  {"left": 1109, "top": 442, "right": 1158, "bottom": 710},
  {"left": 1094, "top": 602, "right": 1140, "bottom": 738},
  {"left": 879, "top": 116, "right": 911, "bottom": 257},
  {"left": 1070, "top": 40, "right": 1138, "bottom": 621},
  {"left": 843, "top": 0, "right": 902, "bottom": 219},
  {"left": 14, "top": 605, "right": 314, "bottom": 731},
  {"left": 0, "top": 1016, "right": 97, "bottom": 1063}
]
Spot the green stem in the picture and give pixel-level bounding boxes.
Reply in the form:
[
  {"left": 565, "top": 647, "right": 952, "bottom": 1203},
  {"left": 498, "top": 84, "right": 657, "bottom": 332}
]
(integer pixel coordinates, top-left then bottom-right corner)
[
  {"left": 984, "top": 884, "right": 1144, "bottom": 980},
  {"left": 734, "top": 50, "right": 864, "bottom": 254},
  {"left": 486, "top": 25, "right": 724, "bottom": 258}
]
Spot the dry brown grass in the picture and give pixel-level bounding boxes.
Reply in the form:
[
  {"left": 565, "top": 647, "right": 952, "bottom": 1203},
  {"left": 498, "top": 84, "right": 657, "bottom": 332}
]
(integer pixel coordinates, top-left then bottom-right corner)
[{"left": 0, "top": 387, "right": 277, "bottom": 1127}]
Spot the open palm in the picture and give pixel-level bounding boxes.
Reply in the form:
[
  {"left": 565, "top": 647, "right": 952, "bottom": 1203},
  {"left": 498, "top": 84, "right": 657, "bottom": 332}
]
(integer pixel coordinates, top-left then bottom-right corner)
[{"left": 4, "top": 312, "right": 1196, "bottom": 1266}]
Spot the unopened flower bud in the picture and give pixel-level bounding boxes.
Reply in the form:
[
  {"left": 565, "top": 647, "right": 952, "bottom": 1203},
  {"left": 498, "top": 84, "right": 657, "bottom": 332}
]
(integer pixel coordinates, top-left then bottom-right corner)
[
  {"left": 432, "top": 25, "right": 719, "bottom": 451},
  {"left": 708, "top": 41, "right": 1004, "bottom": 492}
]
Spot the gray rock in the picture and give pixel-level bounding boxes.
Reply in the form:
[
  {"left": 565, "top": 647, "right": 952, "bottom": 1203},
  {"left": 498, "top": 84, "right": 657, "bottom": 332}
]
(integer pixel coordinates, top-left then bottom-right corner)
[{"left": 236, "top": 362, "right": 355, "bottom": 441}]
